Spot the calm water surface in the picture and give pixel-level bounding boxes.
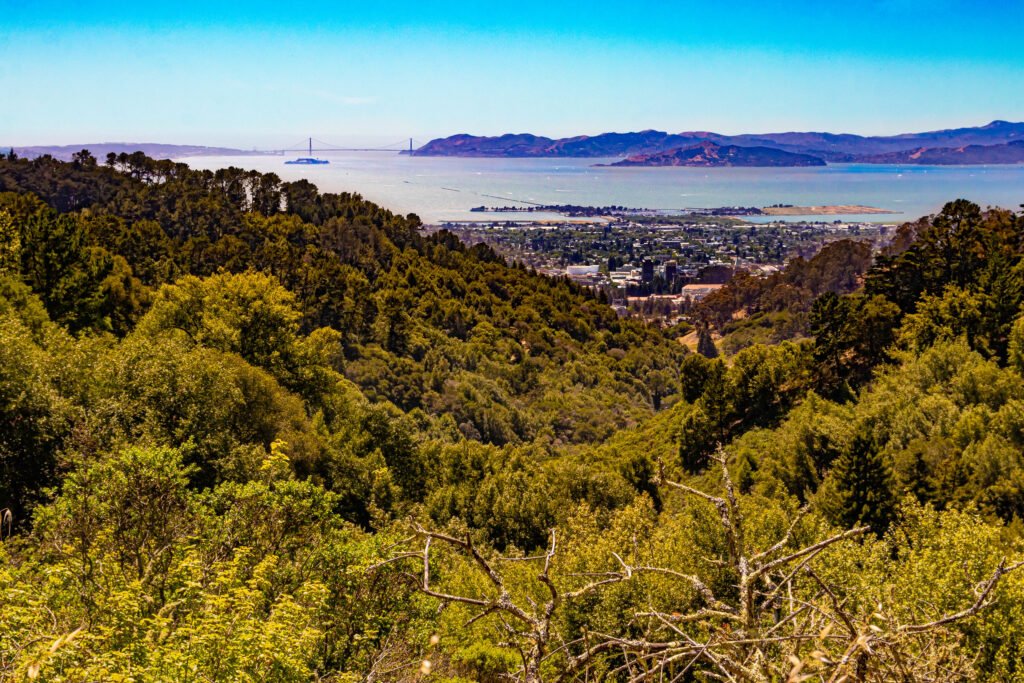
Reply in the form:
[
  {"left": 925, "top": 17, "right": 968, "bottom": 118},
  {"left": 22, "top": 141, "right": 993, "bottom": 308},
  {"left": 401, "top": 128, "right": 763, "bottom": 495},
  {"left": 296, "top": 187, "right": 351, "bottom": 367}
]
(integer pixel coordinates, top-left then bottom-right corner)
[{"left": 182, "top": 153, "right": 1024, "bottom": 224}]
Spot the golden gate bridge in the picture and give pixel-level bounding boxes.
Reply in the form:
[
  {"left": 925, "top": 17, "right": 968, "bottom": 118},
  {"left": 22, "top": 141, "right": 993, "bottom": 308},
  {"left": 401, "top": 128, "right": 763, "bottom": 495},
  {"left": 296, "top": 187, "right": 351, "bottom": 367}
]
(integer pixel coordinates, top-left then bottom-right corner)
[{"left": 268, "top": 137, "right": 422, "bottom": 154}]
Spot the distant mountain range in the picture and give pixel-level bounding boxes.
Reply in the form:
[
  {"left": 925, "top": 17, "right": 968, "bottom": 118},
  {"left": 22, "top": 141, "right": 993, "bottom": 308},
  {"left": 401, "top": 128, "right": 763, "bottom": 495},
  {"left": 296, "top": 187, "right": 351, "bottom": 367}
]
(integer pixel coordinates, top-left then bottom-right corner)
[
  {"left": 855, "top": 140, "right": 1024, "bottom": 165},
  {"left": 604, "top": 142, "right": 826, "bottom": 167},
  {"left": 11, "top": 124, "right": 1024, "bottom": 167},
  {"left": 413, "top": 121, "right": 1024, "bottom": 166},
  {"left": 5, "top": 143, "right": 263, "bottom": 162}
]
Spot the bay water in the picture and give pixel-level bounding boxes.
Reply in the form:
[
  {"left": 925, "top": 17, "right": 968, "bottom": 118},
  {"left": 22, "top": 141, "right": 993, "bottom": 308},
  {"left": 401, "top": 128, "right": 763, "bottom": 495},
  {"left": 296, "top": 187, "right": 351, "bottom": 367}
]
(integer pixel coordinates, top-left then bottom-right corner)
[{"left": 182, "top": 152, "right": 1024, "bottom": 224}]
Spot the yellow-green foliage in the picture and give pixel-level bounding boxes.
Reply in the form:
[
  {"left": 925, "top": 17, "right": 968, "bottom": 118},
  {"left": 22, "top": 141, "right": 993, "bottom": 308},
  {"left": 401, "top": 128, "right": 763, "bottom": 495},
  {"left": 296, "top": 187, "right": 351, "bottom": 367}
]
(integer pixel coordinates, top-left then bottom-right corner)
[{"left": 0, "top": 446, "right": 424, "bottom": 682}]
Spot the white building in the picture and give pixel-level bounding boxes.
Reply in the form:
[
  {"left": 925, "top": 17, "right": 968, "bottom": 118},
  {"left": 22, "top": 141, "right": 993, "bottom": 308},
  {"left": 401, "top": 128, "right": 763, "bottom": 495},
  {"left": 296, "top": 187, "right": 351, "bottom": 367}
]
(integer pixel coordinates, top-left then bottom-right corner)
[
  {"left": 566, "top": 264, "right": 601, "bottom": 276},
  {"left": 681, "top": 284, "right": 724, "bottom": 301}
]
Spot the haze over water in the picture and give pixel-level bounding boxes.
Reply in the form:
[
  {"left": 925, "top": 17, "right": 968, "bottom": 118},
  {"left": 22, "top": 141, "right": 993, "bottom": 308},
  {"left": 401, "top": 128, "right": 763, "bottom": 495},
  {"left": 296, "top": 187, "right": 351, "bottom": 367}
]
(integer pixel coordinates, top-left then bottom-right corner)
[{"left": 183, "top": 152, "right": 1024, "bottom": 224}]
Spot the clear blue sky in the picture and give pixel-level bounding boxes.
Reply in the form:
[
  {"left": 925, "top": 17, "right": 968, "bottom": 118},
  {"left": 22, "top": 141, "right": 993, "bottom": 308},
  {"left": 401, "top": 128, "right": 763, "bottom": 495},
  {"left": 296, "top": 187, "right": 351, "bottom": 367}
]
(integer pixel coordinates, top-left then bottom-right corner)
[{"left": 2, "top": 0, "right": 1022, "bottom": 146}]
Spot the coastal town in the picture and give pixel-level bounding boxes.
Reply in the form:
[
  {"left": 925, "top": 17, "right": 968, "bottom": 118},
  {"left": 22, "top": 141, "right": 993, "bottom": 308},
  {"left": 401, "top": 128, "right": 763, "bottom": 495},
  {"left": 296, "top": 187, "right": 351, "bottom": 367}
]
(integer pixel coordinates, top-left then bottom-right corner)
[{"left": 430, "top": 210, "right": 892, "bottom": 323}]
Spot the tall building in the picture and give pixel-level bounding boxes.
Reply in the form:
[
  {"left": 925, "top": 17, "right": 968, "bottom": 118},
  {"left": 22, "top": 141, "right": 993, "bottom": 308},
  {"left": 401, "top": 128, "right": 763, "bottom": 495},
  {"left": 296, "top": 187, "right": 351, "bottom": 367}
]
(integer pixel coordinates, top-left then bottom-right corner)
[
  {"left": 641, "top": 259, "right": 654, "bottom": 283},
  {"left": 664, "top": 260, "right": 678, "bottom": 289}
]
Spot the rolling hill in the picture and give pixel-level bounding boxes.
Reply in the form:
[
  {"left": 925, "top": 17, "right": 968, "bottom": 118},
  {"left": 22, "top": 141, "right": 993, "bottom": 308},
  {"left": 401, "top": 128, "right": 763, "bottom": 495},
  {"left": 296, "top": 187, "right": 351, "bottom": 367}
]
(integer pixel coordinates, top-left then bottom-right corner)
[
  {"left": 604, "top": 141, "right": 826, "bottom": 167},
  {"left": 412, "top": 120, "right": 1024, "bottom": 163}
]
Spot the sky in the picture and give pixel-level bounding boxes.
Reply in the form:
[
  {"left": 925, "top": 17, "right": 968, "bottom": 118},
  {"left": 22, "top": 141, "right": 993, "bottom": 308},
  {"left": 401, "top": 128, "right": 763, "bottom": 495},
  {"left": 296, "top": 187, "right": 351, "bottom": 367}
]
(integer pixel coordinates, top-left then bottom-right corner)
[{"left": 2, "top": 0, "right": 1023, "bottom": 147}]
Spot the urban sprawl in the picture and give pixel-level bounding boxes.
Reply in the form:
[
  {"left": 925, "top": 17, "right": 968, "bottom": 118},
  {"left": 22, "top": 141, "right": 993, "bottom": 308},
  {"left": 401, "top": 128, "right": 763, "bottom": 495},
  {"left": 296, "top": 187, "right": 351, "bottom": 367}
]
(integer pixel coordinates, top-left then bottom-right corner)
[{"left": 429, "top": 212, "right": 891, "bottom": 324}]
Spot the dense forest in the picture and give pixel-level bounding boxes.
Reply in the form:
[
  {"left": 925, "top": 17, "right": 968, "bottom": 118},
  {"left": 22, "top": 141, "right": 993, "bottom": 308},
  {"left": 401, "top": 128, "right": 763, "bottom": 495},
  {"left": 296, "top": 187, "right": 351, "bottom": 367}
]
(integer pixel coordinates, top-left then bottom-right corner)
[{"left": 2, "top": 150, "right": 1024, "bottom": 681}]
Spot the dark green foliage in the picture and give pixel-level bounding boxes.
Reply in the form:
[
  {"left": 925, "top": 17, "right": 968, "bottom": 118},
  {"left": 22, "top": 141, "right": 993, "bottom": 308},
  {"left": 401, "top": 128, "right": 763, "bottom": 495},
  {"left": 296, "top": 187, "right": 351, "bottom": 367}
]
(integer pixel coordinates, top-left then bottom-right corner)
[
  {"left": 0, "top": 154, "right": 684, "bottom": 451},
  {"left": 679, "top": 353, "right": 716, "bottom": 403},
  {"left": 0, "top": 297, "right": 70, "bottom": 516},
  {"left": 8, "top": 196, "right": 144, "bottom": 333},
  {"left": 809, "top": 291, "right": 901, "bottom": 396},
  {"left": 800, "top": 200, "right": 1023, "bottom": 394},
  {"left": 867, "top": 200, "right": 1007, "bottom": 311},
  {"left": 696, "top": 325, "right": 718, "bottom": 358},
  {"left": 679, "top": 343, "right": 810, "bottom": 473},
  {"left": 866, "top": 200, "right": 1024, "bottom": 361},
  {"left": 618, "top": 453, "right": 663, "bottom": 511},
  {"left": 820, "top": 433, "right": 896, "bottom": 534}
]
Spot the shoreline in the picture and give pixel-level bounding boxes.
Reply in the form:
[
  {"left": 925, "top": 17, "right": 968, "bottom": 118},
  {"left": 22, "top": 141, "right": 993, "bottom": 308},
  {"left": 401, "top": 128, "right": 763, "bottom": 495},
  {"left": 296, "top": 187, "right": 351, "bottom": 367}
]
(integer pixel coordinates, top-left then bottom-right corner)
[{"left": 761, "top": 204, "right": 897, "bottom": 216}]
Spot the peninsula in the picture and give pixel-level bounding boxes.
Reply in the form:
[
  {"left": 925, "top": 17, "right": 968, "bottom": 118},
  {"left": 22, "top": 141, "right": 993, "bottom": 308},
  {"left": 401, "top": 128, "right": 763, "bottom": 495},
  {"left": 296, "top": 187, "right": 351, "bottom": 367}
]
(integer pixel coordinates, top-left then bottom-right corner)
[
  {"left": 855, "top": 139, "right": 1024, "bottom": 165},
  {"left": 761, "top": 204, "right": 896, "bottom": 215},
  {"left": 5, "top": 143, "right": 265, "bottom": 162},
  {"left": 604, "top": 142, "right": 826, "bottom": 167},
  {"left": 467, "top": 202, "right": 894, "bottom": 217}
]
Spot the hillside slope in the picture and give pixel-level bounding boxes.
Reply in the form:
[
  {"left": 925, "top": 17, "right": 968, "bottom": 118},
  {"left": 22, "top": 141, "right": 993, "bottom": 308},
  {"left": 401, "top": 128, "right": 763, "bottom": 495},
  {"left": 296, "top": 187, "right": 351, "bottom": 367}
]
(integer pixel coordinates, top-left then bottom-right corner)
[{"left": 606, "top": 141, "right": 826, "bottom": 167}]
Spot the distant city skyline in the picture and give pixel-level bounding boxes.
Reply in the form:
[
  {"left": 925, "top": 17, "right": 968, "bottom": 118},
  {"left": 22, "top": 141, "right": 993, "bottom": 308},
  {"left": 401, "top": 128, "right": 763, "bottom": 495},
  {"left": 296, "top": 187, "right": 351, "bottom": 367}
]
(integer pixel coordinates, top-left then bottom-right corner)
[{"left": 2, "top": 0, "right": 1023, "bottom": 146}]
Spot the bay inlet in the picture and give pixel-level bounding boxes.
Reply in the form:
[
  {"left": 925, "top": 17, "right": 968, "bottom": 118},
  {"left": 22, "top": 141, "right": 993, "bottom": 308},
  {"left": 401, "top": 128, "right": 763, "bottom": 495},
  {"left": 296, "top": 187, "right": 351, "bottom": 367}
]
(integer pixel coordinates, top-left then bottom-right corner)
[{"left": 181, "top": 152, "right": 1024, "bottom": 224}]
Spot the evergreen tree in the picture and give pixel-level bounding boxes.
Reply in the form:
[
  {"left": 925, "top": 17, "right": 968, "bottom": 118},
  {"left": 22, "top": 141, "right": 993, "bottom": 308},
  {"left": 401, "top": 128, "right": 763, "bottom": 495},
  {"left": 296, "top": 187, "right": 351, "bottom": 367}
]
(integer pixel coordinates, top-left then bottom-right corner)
[
  {"left": 809, "top": 291, "right": 849, "bottom": 389},
  {"left": 696, "top": 325, "right": 718, "bottom": 358},
  {"left": 904, "top": 448, "right": 937, "bottom": 505},
  {"left": 0, "top": 211, "right": 19, "bottom": 274},
  {"left": 823, "top": 433, "right": 896, "bottom": 534},
  {"left": 679, "top": 353, "right": 714, "bottom": 403}
]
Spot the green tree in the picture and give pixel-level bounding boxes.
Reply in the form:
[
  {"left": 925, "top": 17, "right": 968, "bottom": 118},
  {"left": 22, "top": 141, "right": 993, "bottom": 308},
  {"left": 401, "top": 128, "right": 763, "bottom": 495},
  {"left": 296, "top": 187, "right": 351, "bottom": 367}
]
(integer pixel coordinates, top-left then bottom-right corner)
[
  {"left": 820, "top": 433, "right": 896, "bottom": 534},
  {"left": 136, "top": 271, "right": 344, "bottom": 401},
  {"left": 810, "top": 292, "right": 900, "bottom": 395},
  {"left": 898, "top": 285, "right": 988, "bottom": 354},
  {"left": 19, "top": 210, "right": 140, "bottom": 332},
  {"left": 679, "top": 353, "right": 714, "bottom": 403},
  {"left": 0, "top": 311, "right": 69, "bottom": 516},
  {"left": 1007, "top": 312, "right": 1024, "bottom": 375},
  {"left": 696, "top": 325, "right": 718, "bottom": 358},
  {"left": 0, "top": 210, "right": 19, "bottom": 274}
]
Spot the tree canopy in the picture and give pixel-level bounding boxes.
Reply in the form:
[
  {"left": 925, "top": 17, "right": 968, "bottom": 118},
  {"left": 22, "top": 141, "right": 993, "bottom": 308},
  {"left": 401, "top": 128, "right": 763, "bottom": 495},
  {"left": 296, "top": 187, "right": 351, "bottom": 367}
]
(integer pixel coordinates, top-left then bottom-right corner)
[{"left": 2, "top": 153, "right": 1024, "bottom": 681}]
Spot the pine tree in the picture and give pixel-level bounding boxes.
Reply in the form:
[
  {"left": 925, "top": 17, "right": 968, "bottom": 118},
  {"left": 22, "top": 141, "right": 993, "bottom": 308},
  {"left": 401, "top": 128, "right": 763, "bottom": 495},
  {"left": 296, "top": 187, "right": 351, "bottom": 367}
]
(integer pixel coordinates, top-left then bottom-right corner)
[
  {"left": 824, "top": 434, "right": 896, "bottom": 534},
  {"left": 696, "top": 325, "right": 718, "bottom": 359},
  {"left": 904, "top": 448, "right": 937, "bottom": 505}
]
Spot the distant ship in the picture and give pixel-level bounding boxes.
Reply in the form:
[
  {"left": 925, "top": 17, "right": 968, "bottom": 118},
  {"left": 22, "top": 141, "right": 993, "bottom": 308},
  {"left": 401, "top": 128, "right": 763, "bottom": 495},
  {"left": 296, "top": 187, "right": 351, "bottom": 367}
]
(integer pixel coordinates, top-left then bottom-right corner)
[{"left": 285, "top": 138, "right": 329, "bottom": 165}]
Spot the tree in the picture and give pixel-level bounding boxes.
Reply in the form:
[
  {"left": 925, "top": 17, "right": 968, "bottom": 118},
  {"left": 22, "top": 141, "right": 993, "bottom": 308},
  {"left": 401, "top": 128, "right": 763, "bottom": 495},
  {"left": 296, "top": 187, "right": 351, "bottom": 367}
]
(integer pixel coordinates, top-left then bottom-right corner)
[
  {"left": 71, "top": 149, "right": 97, "bottom": 167},
  {"left": 590, "top": 457, "right": 1024, "bottom": 682},
  {"left": 810, "top": 292, "right": 900, "bottom": 395},
  {"left": 0, "top": 210, "right": 19, "bottom": 274},
  {"left": 898, "top": 285, "right": 988, "bottom": 355},
  {"left": 726, "top": 342, "right": 806, "bottom": 429},
  {"left": 0, "top": 311, "right": 69, "bottom": 517},
  {"left": 696, "top": 324, "right": 718, "bottom": 358},
  {"left": 679, "top": 352, "right": 715, "bottom": 403},
  {"left": 18, "top": 210, "right": 139, "bottom": 332},
  {"left": 810, "top": 291, "right": 851, "bottom": 392},
  {"left": 820, "top": 433, "right": 896, "bottom": 534},
  {"left": 678, "top": 359, "right": 731, "bottom": 473},
  {"left": 374, "top": 524, "right": 619, "bottom": 683},
  {"left": 136, "top": 270, "right": 345, "bottom": 401},
  {"left": 1007, "top": 312, "right": 1024, "bottom": 375}
]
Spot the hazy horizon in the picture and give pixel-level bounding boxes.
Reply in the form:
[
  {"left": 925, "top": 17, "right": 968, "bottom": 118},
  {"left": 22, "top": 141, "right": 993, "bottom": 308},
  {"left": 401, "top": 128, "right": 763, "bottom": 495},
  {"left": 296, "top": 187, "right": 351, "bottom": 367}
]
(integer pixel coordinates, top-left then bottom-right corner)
[{"left": 5, "top": 118, "right": 1024, "bottom": 151}]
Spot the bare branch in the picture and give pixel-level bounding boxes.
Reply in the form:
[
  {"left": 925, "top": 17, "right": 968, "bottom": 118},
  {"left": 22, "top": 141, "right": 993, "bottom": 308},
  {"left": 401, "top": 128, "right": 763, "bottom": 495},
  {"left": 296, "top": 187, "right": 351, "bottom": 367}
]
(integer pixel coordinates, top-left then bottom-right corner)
[
  {"left": 899, "top": 559, "right": 1024, "bottom": 634},
  {"left": 626, "top": 565, "right": 734, "bottom": 614},
  {"left": 751, "top": 505, "right": 809, "bottom": 564},
  {"left": 751, "top": 525, "right": 869, "bottom": 583}
]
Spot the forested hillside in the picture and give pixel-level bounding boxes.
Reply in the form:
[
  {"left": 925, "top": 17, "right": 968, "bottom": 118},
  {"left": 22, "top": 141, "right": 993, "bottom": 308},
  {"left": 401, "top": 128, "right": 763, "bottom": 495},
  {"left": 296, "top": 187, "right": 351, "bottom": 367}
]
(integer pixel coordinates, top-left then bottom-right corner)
[{"left": 3, "top": 151, "right": 1024, "bottom": 682}]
